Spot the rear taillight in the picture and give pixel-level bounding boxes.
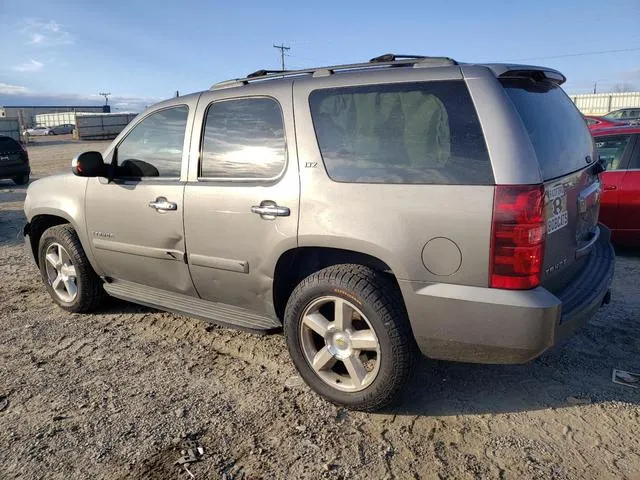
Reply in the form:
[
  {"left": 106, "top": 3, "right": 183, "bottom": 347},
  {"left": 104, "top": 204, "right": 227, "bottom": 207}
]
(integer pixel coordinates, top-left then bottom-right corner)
[{"left": 490, "top": 184, "right": 545, "bottom": 290}]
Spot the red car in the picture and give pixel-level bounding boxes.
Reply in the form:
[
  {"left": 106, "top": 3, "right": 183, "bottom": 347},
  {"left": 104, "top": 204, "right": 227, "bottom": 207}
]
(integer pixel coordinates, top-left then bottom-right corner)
[
  {"left": 585, "top": 115, "right": 627, "bottom": 131},
  {"left": 594, "top": 125, "right": 640, "bottom": 247}
]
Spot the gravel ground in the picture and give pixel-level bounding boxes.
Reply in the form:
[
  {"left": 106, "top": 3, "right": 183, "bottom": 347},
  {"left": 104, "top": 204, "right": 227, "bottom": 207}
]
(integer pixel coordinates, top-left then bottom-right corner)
[{"left": 1, "top": 137, "right": 639, "bottom": 479}]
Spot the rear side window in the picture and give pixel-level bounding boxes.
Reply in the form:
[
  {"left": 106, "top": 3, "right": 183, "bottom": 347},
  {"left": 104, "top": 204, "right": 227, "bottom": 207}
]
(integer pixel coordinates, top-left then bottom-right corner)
[
  {"left": 309, "top": 81, "right": 493, "bottom": 184},
  {"left": 502, "top": 79, "right": 594, "bottom": 180},
  {"left": 595, "top": 135, "right": 632, "bottom": 170},
  {"left": 200, "top": 97, "right": 286, "bottom": 179},
  {"left": 0, "top": 136, "right": 20, "bottom": 151}
]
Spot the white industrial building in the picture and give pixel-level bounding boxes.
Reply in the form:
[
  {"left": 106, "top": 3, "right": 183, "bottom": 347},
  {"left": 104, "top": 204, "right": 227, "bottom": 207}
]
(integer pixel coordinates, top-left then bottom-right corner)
[{"left": 569, "top": 92, "right": 640, "bottom": 116}]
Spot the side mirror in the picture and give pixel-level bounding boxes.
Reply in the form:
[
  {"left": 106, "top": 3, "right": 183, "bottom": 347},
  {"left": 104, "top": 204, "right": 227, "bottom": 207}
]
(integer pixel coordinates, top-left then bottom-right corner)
[{"left": 71, "top": 151, "right": 106, "bottom": 177}]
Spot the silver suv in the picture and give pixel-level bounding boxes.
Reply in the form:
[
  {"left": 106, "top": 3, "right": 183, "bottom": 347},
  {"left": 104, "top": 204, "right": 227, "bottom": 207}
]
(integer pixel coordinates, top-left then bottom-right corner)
[{"left": 24, "top": 54, "right": 615, "bottom": 410}]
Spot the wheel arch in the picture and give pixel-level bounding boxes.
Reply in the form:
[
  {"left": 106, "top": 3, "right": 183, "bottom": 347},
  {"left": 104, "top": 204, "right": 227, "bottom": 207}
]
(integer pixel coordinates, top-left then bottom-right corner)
[
  {"left": 272, "top": 246, "right": 405, "bottom": 323},
  {"left": 27, "top": 213, "right": 72, "bottom": 266}
]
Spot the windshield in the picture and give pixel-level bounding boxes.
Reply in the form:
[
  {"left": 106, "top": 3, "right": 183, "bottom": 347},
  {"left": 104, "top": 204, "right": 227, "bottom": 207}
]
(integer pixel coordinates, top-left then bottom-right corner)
[{"left": 501, "top": 79, "right": 594, "bottom": 180}]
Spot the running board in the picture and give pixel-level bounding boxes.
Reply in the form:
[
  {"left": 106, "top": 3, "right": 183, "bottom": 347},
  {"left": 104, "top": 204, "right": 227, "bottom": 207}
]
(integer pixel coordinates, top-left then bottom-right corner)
[{"left": 103, "top": 280, "right": 281, "bottom": 332}]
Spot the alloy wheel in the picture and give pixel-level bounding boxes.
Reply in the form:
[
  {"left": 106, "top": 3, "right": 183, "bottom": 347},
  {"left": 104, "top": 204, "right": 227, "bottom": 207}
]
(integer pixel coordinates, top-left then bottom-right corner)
[
  {"left": 299, "top": 296, "right": 381, "bottom": 392},
  {"left": 44, "top": 243, "right": 78, "bottom": 303}
]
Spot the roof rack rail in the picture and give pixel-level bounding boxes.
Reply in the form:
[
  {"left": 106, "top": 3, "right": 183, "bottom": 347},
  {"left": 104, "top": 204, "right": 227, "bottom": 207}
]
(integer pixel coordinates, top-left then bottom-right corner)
[
  {"left": 247, "top": 69, "right": 286, "bottom": 78},
  {"left": 211, "top": 54, "right": 458, "bottom": 90},
  {"left": 369, "top": 53, "right": 427, "bottom": 63}
]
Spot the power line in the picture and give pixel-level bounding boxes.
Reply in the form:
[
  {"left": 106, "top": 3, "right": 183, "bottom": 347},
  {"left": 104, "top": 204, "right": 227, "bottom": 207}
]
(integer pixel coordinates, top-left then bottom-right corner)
[
  {"left": 273, "top": 43, "right": 291, "bottom": 70},
  {"left": 506, "top": 46, "right": 640, "bottom": 62}
]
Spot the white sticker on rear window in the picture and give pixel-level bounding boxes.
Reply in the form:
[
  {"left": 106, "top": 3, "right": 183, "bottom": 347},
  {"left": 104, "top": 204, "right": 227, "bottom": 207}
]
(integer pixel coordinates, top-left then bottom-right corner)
[{"left": 546, "top": 184, "right": 568, "bottom": 234}]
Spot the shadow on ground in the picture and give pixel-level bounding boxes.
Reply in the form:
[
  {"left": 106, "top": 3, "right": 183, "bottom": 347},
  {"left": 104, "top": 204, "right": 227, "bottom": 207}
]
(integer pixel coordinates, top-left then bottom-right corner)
[
  {"left": 0, "top": 209, "right": 27, "bottom": 246},
  {"left": 97, "top": 293, "right": 639, "bottom": 418},
  {"left": 388, "top": 307, "right": 640, "bottom": 416},
  {"left": 0, "top": 182, "right": 28, "bottom": 204}
]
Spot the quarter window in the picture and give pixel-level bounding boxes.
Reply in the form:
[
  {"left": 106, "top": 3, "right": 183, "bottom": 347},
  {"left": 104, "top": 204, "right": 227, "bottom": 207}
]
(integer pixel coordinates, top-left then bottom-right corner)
[
  {"left": 309, "top": 81, "right": 492, "bottom": 184},
  {"left": 116, "top": 106, "right": 189, "bottom": 178},
  {"left": 200, "top": 97, "right": 286, "bottom": 179},
  {"left": 595, "top": 135, "right": 632, "bottom": 170}
]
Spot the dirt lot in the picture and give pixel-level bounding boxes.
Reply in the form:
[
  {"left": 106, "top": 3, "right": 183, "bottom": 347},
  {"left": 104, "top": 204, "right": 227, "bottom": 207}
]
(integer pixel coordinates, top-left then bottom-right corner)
[{"left": 1, "top": 137, "right": 639, "bottom": 480}]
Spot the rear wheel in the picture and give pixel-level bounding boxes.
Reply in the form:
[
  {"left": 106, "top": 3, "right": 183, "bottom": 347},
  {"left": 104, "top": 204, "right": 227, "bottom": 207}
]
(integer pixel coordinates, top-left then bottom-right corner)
[
  {"left": 12, "top": 174, "right": 29, "bottom": 185},
  {"left": 284, "top": 264, "right": 418, "bottom": 411},
  {"left": 38, "top": 225, "right": 105, "bottom": 312}
]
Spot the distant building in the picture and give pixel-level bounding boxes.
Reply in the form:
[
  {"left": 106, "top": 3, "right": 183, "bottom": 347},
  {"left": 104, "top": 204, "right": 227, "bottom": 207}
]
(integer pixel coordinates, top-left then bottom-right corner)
[{"left": 0, "top": 105, "right": 110, "bottom": 127}]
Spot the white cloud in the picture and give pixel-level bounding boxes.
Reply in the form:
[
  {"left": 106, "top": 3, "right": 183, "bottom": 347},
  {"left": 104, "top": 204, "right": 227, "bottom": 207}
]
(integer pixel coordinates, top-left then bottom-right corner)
[
  {"left": 0, "top": 83, "right": 29, "bottom": 95},
  {"left": 0, "top": 86, "right": 158, "bottom": 113},
  {"left": 21, "top": 19, "right": 74, "bottom": 47},
  {"left": 29, "top": 33, "right": 45, "bottom": 45},
  {"left": 12, "top": 59, "right": 44, "bottom": 72}
]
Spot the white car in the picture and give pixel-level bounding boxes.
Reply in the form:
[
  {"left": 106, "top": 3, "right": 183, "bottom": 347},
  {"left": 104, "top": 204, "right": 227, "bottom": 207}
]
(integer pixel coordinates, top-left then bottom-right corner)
[{"left": 24, "top": 126, "right": 54, "bottom": 136}]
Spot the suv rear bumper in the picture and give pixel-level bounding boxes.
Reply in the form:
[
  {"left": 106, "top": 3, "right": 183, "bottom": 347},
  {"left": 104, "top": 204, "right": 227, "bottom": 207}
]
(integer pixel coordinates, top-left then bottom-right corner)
[
  {"left": 400, "top": 224, "right": 615, "bottom": 364},
  {"left": 0, "top": 163, "right": 30, "bottom": 179}
]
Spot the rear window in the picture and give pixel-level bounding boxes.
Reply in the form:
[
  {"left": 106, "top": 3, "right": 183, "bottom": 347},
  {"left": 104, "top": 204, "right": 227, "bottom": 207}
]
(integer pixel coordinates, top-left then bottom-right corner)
[
  {"left": 309, "top": 81, "right": 493, "bottom": 184},
  {"left": 501, "top": 79, "right": 594, "bottom": 180},
  {"left": 0, "top": 136, "right": 20, "bottom": 151}
]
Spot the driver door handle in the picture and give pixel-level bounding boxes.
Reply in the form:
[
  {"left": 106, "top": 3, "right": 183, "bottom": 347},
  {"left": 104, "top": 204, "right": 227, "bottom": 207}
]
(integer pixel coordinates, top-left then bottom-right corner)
[
  {"left": 148, "top": 197, "right": 177, "bottom": 211},
  {"left": 603, "top": 185, "right": 617, "bottom": 191}
]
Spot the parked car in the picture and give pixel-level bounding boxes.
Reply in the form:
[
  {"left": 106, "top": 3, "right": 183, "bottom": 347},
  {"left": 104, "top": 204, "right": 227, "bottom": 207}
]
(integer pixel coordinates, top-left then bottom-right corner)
[
  {"left": 23, "top": 54, "right": 614, "bottom": 410},
  {"left": 25, "top": 126, "right": 54, "bottom": 136},
  {"left": 51, "top": 124, "right": 75, "bottom": 135},
  {"left": 594, "top": 125, "right": 640, "bottom": 247},
  {"left": 585, "top": 115, "right": 626, "bottom": 131},
  {"left": 603, "top": 108, "right": 640, "bottom": 123},
  {"left": 0, "top": 135, "right": 30, "bottom": 185}
]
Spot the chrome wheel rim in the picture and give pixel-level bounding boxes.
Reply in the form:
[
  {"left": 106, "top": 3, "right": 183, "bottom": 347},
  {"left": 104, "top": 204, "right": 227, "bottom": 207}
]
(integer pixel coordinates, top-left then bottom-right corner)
[
  {"left": 300, "top": 296, "right": 380, "bottom": 392},
  {"left": 44, "top": 243, "right": 78, "bottom": 303}
]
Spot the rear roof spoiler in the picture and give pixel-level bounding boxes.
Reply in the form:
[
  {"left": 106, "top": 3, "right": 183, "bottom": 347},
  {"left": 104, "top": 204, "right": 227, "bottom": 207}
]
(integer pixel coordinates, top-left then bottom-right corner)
[{"left": 482, "top": 64, "right": 566, "bottom": 85}]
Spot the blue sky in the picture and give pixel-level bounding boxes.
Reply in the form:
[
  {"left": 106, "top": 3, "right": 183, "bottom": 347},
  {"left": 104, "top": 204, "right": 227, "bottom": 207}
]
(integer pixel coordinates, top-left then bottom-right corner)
[{"left": 1, "top": 0, "right": 639, "bottom": 112}]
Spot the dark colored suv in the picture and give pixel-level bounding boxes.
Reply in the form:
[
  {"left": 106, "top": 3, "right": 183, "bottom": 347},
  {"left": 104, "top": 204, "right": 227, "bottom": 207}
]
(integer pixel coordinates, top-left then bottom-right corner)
[{"left": 0, "top": 136, "right": 30, "bottom": 185}]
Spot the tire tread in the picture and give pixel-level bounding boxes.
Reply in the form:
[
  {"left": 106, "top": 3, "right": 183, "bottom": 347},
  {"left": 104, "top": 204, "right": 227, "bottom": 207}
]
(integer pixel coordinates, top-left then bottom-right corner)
[
  {"left": 39, "top": 224, "right": 105, "bottom": 313},
  {"left": 284, "top": 264, "right": 418, "bottom": 411}
]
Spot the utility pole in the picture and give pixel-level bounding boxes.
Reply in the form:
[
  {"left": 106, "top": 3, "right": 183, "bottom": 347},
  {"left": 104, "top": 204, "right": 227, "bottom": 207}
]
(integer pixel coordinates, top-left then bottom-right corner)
[
  {"left": 99, "top": 92, "right": 111, "bottom": 106},
  {"left": 593, "top": 82, "right": 597, "bottom": 94},
  {"left": 273, "top": 43, "right": 290, "bottom": 71}
]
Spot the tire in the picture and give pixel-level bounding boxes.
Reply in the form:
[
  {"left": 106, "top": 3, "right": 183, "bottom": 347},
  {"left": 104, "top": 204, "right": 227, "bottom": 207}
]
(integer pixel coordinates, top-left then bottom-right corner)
[
  {"left": 48, "top": 130, "right": 55, "bottom": 136},
  {"left": 284, "top": 264, "right": 418, "bottom": 411},
  {"left": 12, "top": 174, "right": 29, "bottom": 185},
  {"left": 38, "top": 224, "right": 105, "bottom": 313}
]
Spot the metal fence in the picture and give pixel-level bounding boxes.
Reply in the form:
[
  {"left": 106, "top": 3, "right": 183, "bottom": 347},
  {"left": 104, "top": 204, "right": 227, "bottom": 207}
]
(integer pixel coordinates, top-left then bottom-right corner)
[
  {"left": 75, "top": 113, "right": 138, "bottom": 140},
  {"left": 569, "top": 92, "right": 640, "bottom": 115}
]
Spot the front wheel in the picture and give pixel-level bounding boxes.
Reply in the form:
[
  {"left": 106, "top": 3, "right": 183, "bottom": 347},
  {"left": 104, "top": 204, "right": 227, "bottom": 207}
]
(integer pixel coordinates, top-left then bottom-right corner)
[
  {"left": 284, "top": 264, "right": 418, "bottom": 411},
  {"left": 38, "top": 224, "right": 105, "bottom": 312}
]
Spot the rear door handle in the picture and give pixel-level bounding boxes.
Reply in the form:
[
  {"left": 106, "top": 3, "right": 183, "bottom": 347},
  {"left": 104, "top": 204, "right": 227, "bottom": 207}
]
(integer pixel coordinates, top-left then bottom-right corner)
[
  {"left": 148, "top": 196, "right": 177, "bottom": 212},
  {"left": 251, "top": 200, "right": 290, "bottom": 219},
  {"left": 603, "top": 185, "right": 617, "bottom": 191}
]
